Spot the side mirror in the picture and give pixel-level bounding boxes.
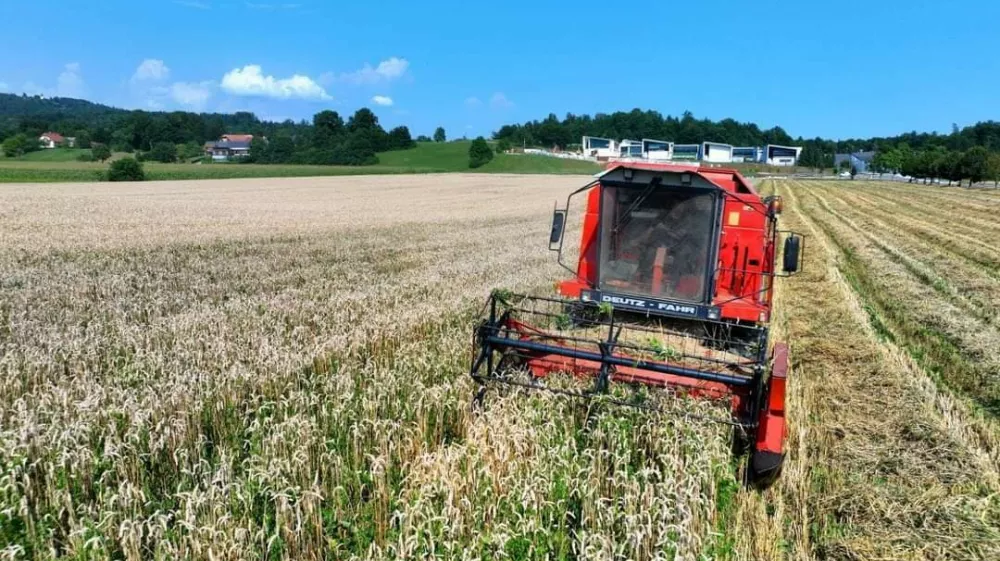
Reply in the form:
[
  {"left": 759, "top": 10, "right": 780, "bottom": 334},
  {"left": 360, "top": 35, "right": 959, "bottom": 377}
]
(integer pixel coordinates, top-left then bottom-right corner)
[
  {"left": 765, "top": 195, "right": 783, "bottom": 216},
  {"left": 549, "top": 209, "right": 566, "bottom": 249},
  {"left": 783, "top": 235, "right": 801, "bottom": 273}
]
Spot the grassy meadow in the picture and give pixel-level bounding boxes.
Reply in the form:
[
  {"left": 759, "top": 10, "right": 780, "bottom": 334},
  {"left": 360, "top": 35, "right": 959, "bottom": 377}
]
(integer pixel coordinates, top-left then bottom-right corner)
[{"left": 0, "top": 141, "right": 600, "bottom": 183}]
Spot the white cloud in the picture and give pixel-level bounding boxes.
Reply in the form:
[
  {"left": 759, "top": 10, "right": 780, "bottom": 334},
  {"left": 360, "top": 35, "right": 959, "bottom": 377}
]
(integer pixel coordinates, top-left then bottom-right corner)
[
  {"left": 22, "top": 81, "right": 50, "bottom": 96},
  {"left": 57, "top": 63, "right": 86, "bottom": 97},
  {"left": 171, "top": 81, "right": 213, "bottom": 108},
  {"left": 490, "top": 92, "right": 513, "bottom": 109},
  {"left": 221, "top": 65, "right": 331, "bottom": 100},
  {"left": 335, "top": 57, "right": 409, "bottom": 85},
  {"left": 132, "top": 59, "right": 170, "bottom": 82},
  {"left": 23, "top": 63, "right": 86, "bottom": 98},
  {"left": 464, "top": 96, "right": 482, "bottom": 108},
  {"left": 371, "top": 95, "right": 393, "bottom": 106},
  {"left": 174, "top": 0, "right": 210, "bottom": 9}
]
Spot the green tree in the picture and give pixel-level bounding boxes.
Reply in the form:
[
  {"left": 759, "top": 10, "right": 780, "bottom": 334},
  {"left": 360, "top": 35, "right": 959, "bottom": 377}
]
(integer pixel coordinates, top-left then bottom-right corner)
[
  {"left": 2, "top": 133, "right": 36, "bottom": 157},
  {"left": 933, "top": 149, "right": 962, "bottom": 185},
  {"left": 313, "top": 110, "right": 344, "bottom": 149},
  {"left": 180, "top": 141, "right": 203, "bottom": 161},
  {"left": 468, "top": 136, "right": 494, "bottom": 168},
  {"left": 249, "top": 137, "right": 269, "bottom": 163},
  {"left": 960, "top": 146, "right": 990, "bottom": 186},
  {"left": 110, "top": 129, "right": 133, "bottom": 153},
  {"left": 346, "top": 108, "right": 388, "bottom": 151},
  {"left": 387, "top": 126, "right": 415, "bottom": 150},
  {"left": 107, "top": 157, "right": 145, "bottom": 181},
  {"left": 798, "top": 144, "right": 824, "bottom": 170},
  {"left": 496, "top": 139, "right": 512, "bottom": 153},
  {"left": 416, "top": 135, "right": 431, "bottom": 142},
  {"left": 346, "top": 108, "right": 379, "bottom": 133},
  {"left": 91, "top": 144, "right": 112, "bottom": 162},
  {"left": 75, "top": 130, "right": 92, "bottom": 149},
  {"left": 988, "top": 152, "right": 1000, "bottom": 187},
  {"left": 433, "top": 127, "right": 446, "bottom": 142},
  {"left": 267, "top": 136, "right": 296, "bottom": 163},
  {"left": 149, "top": 141, "right": 178, "bottom": 163}
]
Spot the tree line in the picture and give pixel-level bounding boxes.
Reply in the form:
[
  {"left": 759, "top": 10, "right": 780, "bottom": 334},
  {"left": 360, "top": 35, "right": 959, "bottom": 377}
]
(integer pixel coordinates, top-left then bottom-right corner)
[
  {"left": 492, "top": 109, "right": 1000, "bottom": 176},
  {"left": 493, "top": 110, "right": 796, "bottom": 151},
  {"left": 868, "top": 145, "right": 1000, "bottom": 186},
  {"left": 0, "top": 93, "right": 416, "bottom": 165}
]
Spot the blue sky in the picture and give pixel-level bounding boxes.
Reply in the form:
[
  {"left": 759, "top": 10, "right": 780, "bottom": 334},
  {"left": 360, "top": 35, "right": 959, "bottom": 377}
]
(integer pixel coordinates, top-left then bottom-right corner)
[{"left": 1, "top": 0, "right": 998, "bottom": 139}]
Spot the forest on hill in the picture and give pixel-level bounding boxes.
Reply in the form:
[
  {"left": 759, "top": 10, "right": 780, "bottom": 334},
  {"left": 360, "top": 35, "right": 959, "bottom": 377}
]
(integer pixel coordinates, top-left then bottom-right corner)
[{"left": 493, "top": 110, "right": 1000, "bottom": 173}]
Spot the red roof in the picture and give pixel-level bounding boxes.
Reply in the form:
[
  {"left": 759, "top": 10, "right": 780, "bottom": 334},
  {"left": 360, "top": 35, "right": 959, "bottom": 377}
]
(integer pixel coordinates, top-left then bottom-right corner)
[
  {"left": 41, "top": 132, "right": 65, "bottom": 142},
  {"left": 221, "top": 134, "right": 253, "bottom": 142}
]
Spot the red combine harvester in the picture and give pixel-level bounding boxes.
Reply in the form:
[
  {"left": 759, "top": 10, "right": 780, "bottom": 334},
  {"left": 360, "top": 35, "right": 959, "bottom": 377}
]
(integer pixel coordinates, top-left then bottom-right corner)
[{"left": 470, "top": 162, "right": 804, "bottom": 485}]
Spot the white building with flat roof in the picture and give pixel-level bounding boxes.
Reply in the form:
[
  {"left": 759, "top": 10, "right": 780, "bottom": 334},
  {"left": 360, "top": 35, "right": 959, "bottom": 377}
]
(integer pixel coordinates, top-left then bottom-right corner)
[
  {"left": 618, "top": 139, "right": 643, "bottom": 158},
  {"left": 732, "top": 146, "right": 763, "bottom": 163},
  {"left": 582, "top": 136, "right": 618, "bottom": 159},
  {"left": 765, "top": 145, "right": 802, "bottom": 166},
  {"left": 672, "top": 144, "right": 700, "bottom": 161},
  {"left": 699, "top": 142, "right": 733, "bottom": 163},
  {"left": 641, "top": 138, "right": 673, "bottom": 161}
]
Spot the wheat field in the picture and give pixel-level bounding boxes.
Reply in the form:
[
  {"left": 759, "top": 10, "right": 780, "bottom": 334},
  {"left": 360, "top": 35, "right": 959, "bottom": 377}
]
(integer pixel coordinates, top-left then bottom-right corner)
[{"left": 2, "top": 175, "right": 1000, "bottom": 560}]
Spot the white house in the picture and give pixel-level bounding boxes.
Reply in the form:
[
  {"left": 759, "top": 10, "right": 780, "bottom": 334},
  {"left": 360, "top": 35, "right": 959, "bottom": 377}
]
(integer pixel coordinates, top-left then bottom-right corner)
[{"left": 39, "top": 132, "right": 71, "bottom": 149}]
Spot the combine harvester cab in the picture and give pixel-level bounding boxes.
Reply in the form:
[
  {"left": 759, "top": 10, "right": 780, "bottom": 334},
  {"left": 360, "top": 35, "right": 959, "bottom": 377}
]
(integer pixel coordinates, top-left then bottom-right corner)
[{"left": 471, "top": 162, "right": 804, "bottom": 486}]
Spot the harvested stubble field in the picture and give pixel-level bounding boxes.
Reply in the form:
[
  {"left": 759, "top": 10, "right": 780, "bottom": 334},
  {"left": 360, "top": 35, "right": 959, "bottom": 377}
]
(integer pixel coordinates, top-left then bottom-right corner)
[{"left": 2, "top": 174, "right": 1000, "bottom": 560}]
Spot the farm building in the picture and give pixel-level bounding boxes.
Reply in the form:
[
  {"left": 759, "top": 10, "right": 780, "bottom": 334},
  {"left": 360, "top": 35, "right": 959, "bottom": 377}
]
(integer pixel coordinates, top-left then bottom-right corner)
[
  {"left": 582, "top": 136, "right": 618, "bottom": 159},
  {"left": 672, "top": 144, "right": 700, "bottom": 161},
  {"left": 732, "top": 146, "right": 763, "bottom": 163},
  {"left": 699, "top": 142, "right": 733, "bottom": 163},
  {"left": 765, "top": 145, "right": 802, "bottom": 166},
  {"left": 641, "top": 139, "right": 673, "bottom": 161}
]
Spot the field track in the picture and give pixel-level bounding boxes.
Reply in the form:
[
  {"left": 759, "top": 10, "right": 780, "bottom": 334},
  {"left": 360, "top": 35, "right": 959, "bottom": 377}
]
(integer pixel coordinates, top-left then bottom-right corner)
[
  {"left": 2, "top": 175, "right": 1000, "bottom": 560},
  {"left": 745, "top": 179, "right": 1000, "bottom": 560}
]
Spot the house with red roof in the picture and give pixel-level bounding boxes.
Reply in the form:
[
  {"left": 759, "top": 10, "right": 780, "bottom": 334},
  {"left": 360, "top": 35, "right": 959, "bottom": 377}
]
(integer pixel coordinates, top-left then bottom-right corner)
[{"left": 39, "top": 132, "right": 67, "bottom": 149}]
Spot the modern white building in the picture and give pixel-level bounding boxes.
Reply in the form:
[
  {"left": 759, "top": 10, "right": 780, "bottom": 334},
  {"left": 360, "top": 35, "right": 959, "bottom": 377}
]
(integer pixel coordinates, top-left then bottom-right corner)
[
  {"left": 671, "top": 144, "right": 700, "bottom": 161},
  {"left": 618, "top": 139, "right": 643, "bottom": 158},
  {"left": 699, "top": 142, "right": 733, "bottom": 163},
  {"left": 582, "top": 136, "right": 618, "bottom": 159},
  {"left": 641, "top": 138, "right": 673, "bottom": 161},
  {"left": 765, "top": 145, "right": 802, "bottom": 166},
  {"left": 732, "top": 146, "right": 763, "bottom": 163}
]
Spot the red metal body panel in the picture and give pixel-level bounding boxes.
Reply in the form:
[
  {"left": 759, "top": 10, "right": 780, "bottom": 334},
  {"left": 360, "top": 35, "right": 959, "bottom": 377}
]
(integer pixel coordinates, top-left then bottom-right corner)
[{"left": 755, "top": 343, "right": 788, "bottom": 455}]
